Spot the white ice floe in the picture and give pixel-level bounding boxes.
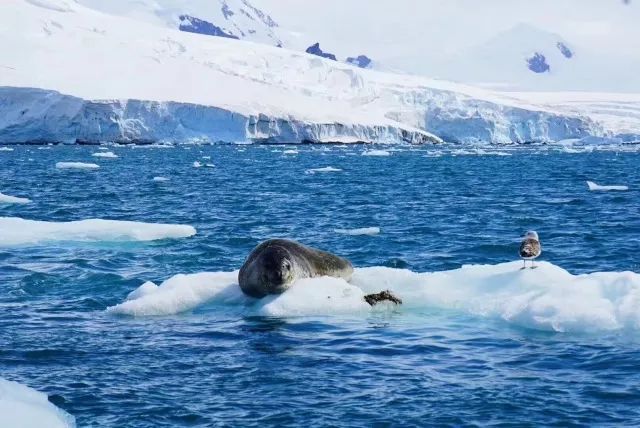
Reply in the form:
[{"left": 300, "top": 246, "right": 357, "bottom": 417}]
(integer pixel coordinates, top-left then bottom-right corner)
[
  {"left": 109, "top": 261, "right": 640, "bottom": 333},
  {"left": 283, "top": 149, "right": 298, "bottom": 155},
  {"left": 334, "top": 227, "right": 381, "bottom": 236},
  {"left": 92, "top": 151, "right": 118, "bottom": 158},
  {"left": 586, "top": 181, "right": 629, "bottom": 191},
  {"left": 0, "top": 147, "right": 14, "bottom": 151},
  {"left": 152, "top": 176, "right": 169, "bottom": 182},
  {"left": 0, "top": 192, "right": 31, "bottom": 204},
  {"left": 192, "top": 161, "right": 202, "bottom": 168},
  {"left": 55, "top": 162, "right": 99, "bottom": 170},
  {"left": 204, "top": 163, "right": 215, "bottom": 168},
  {"left": 362, "top": 150, "right": 391, "bottom": 157},
  {"left": 0, "top": 378, "right": 75, "bottom": 428},
  {"left": 305, "top": 166, "right": 343, "bottom": 174},
  {"left": 0, "top": 217, "right": 196, "bottom": 246}
]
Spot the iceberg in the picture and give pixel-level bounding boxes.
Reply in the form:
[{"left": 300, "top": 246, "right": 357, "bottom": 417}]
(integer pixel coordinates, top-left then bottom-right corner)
[
  {"left": 0, "top": 192, "right": 31, "bottom": 204},
  {"left": 0, "top": 217, "right": 196, "bottom": 246},
  {"left": 0, "top": 377, "right": 75, "bottom": 428},
  {"left": 109, "top": 261, "right": 640, "bottom": 333}
]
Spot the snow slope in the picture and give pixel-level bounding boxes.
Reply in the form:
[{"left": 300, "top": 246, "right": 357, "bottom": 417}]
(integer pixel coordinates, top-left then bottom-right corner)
[
  {"left": 0, "top": 0, "right": 634, "bottom": 145},
  {"left": 76, "top": 0, "right": 284, "bottom": 47}
]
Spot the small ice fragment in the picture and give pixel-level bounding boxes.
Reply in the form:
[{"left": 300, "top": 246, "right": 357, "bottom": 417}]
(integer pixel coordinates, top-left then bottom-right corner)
[
  {"left": 306, "top": 166, "right": 342, "bottom": 174},
  {"left": 586, "top": 181, "right": 628, "bottom": 191},
  {"left": 362, "top": 150, "right": 390, "bottom": 157},
  {"left": 0, "top": 192, "right": 31, "bottom": 204},
  {"left": 56, "top": 162, "right": 99, "bottom": 170},
  {"left": 92, "top": 151, "right": 118, "bottom": 158},
  {"left": 334, "top": 227, "right": 380, "bottom": 236}
]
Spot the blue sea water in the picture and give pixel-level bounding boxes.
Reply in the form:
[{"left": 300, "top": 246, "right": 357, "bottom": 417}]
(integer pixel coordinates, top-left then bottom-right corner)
[{"left": 1, "top": 144, "right": 639, "bottom": 427}]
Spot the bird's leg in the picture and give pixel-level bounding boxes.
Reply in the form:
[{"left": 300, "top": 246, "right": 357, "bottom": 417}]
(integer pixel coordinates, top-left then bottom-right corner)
[
  {"left": 521, "top": 259, "right": 526, "bottom": 270},
  {"left": 531, "top": 260, "right": 537, "bottom": 269}
]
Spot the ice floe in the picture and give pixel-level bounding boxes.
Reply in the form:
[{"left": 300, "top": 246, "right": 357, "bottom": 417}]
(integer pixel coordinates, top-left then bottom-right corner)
[
  {"left": 362, "top": 150, "right": 391, "bottom": 157},
  {"left": 586, "top": 181, "right": 629, "bottom": 191},
  {"left": 92, "top": 151, "right": 118, "bottom": 158},
  {"left": 334, "top": 227, "right": 381, "bottom": 236},
  {"left": 0, "top": 217, "right": 196, "bottom": 246},
  {"left": 0, "top": 147, "right": 14, "bottom": 151},
  {"left": 0, "top": 192, "right": 31, "bottom": 204},
  {"left": 55, "top": 162, "right": 99, "bottom": 170},
  {"left": 305, "top": 166, "right": 343, "bottom": 174},
  {"left": 152, "top": 176, "right": 170, "bottom": 182},
  {"left": 109, "top": 261, "right": 640, "bottom": 333},
  {"left": 0, "top": 378, "right": 75, "bottom": 428}
]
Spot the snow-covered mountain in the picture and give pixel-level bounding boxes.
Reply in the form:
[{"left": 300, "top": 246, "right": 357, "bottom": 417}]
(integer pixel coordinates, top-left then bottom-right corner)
[
  {"left": 76, "top": 0, "right": 284, "bottom": 47},
  {"left": 253, "top": 0, "right": 640, "bottom": 93},
  {"left": 0, "top": 0, "right": 638, "bottom": 145}
]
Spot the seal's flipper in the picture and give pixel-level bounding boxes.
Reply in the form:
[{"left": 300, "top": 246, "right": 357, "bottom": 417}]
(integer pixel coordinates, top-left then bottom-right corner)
[{"left": 364, "top": 290, "right": 402, "bottom": 306}]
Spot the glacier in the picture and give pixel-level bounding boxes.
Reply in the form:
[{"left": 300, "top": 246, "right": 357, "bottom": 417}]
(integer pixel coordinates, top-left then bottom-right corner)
[{"left": 0, "top": 0, "right": 637, "bottom": 145}]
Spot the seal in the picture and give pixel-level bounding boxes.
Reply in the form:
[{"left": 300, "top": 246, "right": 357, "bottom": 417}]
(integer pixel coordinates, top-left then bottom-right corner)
[
  {"left": 238, "top": 239, "right": 401, "bottom": 306},
  {"left": 239, "top": 239, "right": 354, "bottom": 298}
]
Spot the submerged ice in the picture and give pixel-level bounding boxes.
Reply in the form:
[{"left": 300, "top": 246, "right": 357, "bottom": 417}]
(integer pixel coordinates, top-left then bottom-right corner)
[{"left": 109, "top": 261, "right": 640, "bottom": 333}]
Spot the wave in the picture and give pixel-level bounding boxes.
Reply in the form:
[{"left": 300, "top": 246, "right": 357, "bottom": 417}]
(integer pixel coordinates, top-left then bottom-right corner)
[
  {"left": 107, "top": 261, "right": 640, "bottom": 333},
  {"left": 0, "top": 217, "right": 196, "bottom": 246},
  {"left": 0, "top": 377, "right": 75, "bottom": 428}
]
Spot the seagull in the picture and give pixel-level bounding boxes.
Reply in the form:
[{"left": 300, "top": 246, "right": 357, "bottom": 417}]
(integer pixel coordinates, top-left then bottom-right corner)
[{"left": 519, "top": 231, "right": 541, "bottom": 269}]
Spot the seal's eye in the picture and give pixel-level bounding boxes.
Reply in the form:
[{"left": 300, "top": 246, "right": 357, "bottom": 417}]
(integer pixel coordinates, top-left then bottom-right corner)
[{"left": 283, "top": 261, "right": 291, "bottom": 271}]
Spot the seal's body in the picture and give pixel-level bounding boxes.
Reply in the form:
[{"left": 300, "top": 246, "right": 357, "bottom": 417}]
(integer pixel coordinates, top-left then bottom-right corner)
[{"left": 238, "top": 239, "right": 354, "bottom": 298}]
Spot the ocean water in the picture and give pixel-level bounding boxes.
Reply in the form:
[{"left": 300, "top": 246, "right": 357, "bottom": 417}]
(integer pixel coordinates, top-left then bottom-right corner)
[{"left": 1, "top": 143, "right": 640, "bottom": 426}]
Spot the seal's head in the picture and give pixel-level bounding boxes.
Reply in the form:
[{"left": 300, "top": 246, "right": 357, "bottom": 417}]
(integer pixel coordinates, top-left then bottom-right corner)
[
  {"left": 257, "top": 245, "right": 296, "bottom": 294},
  {"left": 523, "top": 231, "right": 539, "bottom": 241}
]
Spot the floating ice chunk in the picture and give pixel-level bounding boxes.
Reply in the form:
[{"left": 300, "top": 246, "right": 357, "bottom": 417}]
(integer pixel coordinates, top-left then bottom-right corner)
[
  {"left": 55, "top": 162, "right": 99, "bottom": 170},
  {"left": 306, "top": 166, "right": 343, "bottom": 174},
  {"left": 283, "top": 149, "right": 298, "bottom": 155},
  {"left": 126, "top": 281, "right": 159, "bottom": 301},
  {"left": 586, "top": 181, "right": 628, "bottom": 191},
  {"left": 152, "top": 176, "right": 169, "bottom": 182},
  {"left": 108, "top": 261, "right": 640, "bottom": 332},
  {"left": 204, "top": 163, "right": 215, "bottom": 168},
  {"left": 92, "top": 151, "right": 118, "bottom": 158},
  {"left": 107, "top": 271, "right": 243, "bottom": 316},
  {"left": 0, "top": 147, "right": 14, "bottom": 152},
  {"left": 334, "top": 227, "right": 380, "bottom": 236},
  {"left": 362, "top": 150, "right": 391, "bottom": 157},
  {"left": 0, "top": 217, "right": 196, "bottom": 246},
  {"left": 193, "top": 161, "right": 202, "bottom": 168},
  {"left": 0, "top": 377, "right": 75, "bottom": 428},
  {"left": 352, "top": 261, "right": 640, "bottom": 333},
  {"left": 202, "top": 156, "right": 211, "bottom": 160},
  {"left": 0, "top": 192, "right": 31, "bottom": 204},
  {"left": 258, "top": 277, "right": 370, "bottom": 317}
]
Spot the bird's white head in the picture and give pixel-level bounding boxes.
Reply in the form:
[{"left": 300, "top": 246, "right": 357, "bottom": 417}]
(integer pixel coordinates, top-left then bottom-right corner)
[{"left": 524, "top": 231, "right": 539, "bottom": 240}]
